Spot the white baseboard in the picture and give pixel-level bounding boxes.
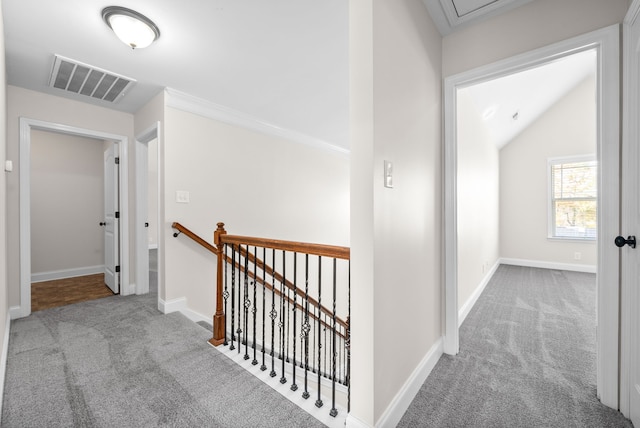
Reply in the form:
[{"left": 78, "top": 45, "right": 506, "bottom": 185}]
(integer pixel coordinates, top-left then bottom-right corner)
[
  {"left": 459, "top": 261, "right": 500, "bottom": 326},
  {"left": 375, "top": 338, "right": 444, "bottom": 428},
  {"left": 0, "top": 311, "right": 10, "bottom": 418},
  {"left": 500, "top": 258, "right": 596, "bottom": 273},
  {"left": 158, "top": 297, "right": 210, "bottom": 324},
  {"left": 9, "top": 306, "right": 23, "bottom": 320},
  {"left": 31, "top": 265, "right": 104, "bottom": 283},
  {"left": 345, "top": 414, "right": 372, "bottom": 428}
]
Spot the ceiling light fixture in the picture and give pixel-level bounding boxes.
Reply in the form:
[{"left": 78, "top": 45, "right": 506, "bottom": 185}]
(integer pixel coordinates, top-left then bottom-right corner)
[{"left": 102, "top": 6, "right": 160, "bottom": 49}]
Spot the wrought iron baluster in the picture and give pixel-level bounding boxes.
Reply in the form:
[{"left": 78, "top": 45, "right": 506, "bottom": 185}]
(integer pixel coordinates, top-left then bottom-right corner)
[
  {"left": 252, "top": 246, "right": 258, "bottom": 365},
  {"left": 237, "top": 245, "right": 243, "bottom": 355},
  {"left": 269, "top": 248, "right": 277, "bottom": 378},
  {"left": 315, "top": 256, "right": 323, "bottom": 408},
  {"left": 291, "top": 252, "right": 298, "bottom": 392},
  {"left": 280, "top": 250, "right": 287, "bottom": 384},
  {"left": 302, "top": 254, "right": 310, "bottom": 400},
  {"left": 330, "top": 258, "right": 338, "bottom": 417},
  {"left": 223, "top": 244, "right": 229, "bottom": 346},
  {"left": 243, "top": 245, "right": 250, "bottom": 360},
  {"left": 347, "top": 261, "right": 351, "bottom": 412},
  {"left": 261, "top": 247, "right": 267, "bottom": 371},
  {"left": 230, "top": 245, "right": 236, "bottom": 351}
]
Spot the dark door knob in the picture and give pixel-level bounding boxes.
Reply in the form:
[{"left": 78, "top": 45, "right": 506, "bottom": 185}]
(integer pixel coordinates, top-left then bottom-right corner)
[
  {"left": 99, "top": 222, "right": 106, "bottom": 226},
  {"left": 614, "top": 235, "right": 636, "bottom": 248}
]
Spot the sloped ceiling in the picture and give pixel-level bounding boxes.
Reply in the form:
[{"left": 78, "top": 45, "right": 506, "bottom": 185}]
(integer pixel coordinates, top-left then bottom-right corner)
[{"left": 460, "top": 49, "right": 597, "bottom": 149}]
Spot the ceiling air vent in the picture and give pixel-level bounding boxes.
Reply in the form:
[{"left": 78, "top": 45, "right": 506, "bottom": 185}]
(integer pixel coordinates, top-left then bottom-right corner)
[{"left": 49, "top": 55, "right": 136, "bottom": 103}]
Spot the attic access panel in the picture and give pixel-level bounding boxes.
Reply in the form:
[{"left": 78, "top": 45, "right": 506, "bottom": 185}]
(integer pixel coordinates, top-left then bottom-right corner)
[
  {"left": 452, "top": 0, "right": 499, "bottom": 17},
  {"left": 49, "top": 55, "right": 136, "bottom": 103}
]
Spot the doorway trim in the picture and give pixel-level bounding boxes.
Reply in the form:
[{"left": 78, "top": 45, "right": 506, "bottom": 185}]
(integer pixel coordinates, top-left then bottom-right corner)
[
  {"left": 17, "top": 117, "right": 130, "bottom": 318},
  {"left": 443, "top": 25, "right": 620, "bottom": 408},
  {"left": 134, "top": 122, "right": 161, "bottom": 298}
]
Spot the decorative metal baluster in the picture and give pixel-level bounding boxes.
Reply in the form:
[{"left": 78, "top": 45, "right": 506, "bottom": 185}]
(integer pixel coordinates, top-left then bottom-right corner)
[
  {"left": 324, "top": 313, "right": 328, "bottom": 378},
  {"left": 330, "top": 258, "right": 338, "bottom": 417},
  {"left": 243, "top": 245, "right": 250, "bottom": 360},
  {"left": 237, "top": 245, "right": 243, "bottom": 355},
  {"left": 347, "top": 261, "right": 351, "bottom": 413},
  {"left": 223, "top": 244, "right": 229, "bottom": 346},
  {"left": 269, "top": 248, "right": 277, "bottom": 378},
  {"left": 291, "top": 252, "right": 298, "bottom": 392},
  {"left": 302, "top": 254, "right": 310, "bottom": 400},
  {"left": 280, "top": 250, "right": 287, "bottom": 384},
  {"left": 252, "top": 246, "right": 258, "bottom": 366},
  {"left": 230, "top": 245, "right": 236, "bottom": 351},
  {"left": 315, "top": 256, "right": 323, "bottom": 408},
  {"left": 261, "top": 247, "right": 267, "bottom": 371}
]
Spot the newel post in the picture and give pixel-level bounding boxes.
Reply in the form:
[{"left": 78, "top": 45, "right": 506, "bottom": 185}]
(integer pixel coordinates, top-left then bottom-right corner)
[{"left": 209, "top": 222, "right": 227, "bottom": 346}]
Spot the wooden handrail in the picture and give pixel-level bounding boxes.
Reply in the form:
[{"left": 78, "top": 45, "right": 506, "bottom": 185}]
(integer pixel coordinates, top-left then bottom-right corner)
[
  {"left": 171, "top": 222, "right": 217, "bottom": 254},
  {"left": 221, "top": 235, "right": 350, "bottom": 260},
  {"left": 171, "top": 222, "right": 350, "bottom": 344}
]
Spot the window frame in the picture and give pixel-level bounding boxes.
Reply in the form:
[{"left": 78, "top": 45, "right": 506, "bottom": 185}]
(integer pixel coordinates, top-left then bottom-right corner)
[{"left": 547, "top": 154, "right": 597, "bottom": 241}]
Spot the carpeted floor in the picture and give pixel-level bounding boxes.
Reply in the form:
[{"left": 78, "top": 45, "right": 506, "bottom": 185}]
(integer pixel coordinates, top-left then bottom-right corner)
[
  {"left": 398, "top": 265, "right": 634, "bottom": 428},
  {"left": 2, "top": 250, "right": 325, "bottom": 427}
]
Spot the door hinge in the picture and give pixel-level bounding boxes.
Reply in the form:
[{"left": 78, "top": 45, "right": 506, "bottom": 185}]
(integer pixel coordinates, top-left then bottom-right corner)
[
  {"left": 115, "top": 265, "right": 120, "bottom": 273},
  {"left": 115, "top": 157, "right": 120, "bottom": 164},
  {"left": 115, "top": 211, "right": 120, "bottom": 219}
]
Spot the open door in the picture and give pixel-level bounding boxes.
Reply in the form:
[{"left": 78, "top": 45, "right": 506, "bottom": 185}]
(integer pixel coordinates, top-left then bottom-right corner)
[
  {"left": 103, "top": 143, "right": 119, "bottom": 294},
  {"left": 623, "top": 3, "right": 640, "bottom": 425}
]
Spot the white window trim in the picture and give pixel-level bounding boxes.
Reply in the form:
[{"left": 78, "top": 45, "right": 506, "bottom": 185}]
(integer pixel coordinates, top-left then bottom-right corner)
[{"left": 547, "top": 154, "right": 597, "bottom": 241}]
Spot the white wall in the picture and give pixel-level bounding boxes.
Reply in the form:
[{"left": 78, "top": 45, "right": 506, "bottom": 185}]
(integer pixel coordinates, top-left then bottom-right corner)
[
  {"left": 442, "top": 0, "right": 630, "bottom": 77},
  {"left": 500, "top": 76, "right": 597, "bottom": 266},
  {"left": 0, "top": 1, "right": 10, "bottom": 414},
  {"left": 162, "top": 106, "right": 350, "bottom": 319},
  {"left": 30, "top": 131, "right": 104, "bottom": 279},
  {"left": 456, "top": 89, "right": 500, "bottom": 311},
  {"left": 350, "top": 0, "right": 442, "bottom": 425},
  {"left": 6, "top": 86, "right": 134, "bottom": 309}
]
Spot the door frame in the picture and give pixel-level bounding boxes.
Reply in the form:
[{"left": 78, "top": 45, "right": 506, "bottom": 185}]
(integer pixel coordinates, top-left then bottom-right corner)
[
  {"left": 621, "top": 0, "right": 640, "bottom": 419},
  {"left": 17, "top": 117, "right": 130, "bottom": 318},
  {"left": 443, "top": 25, "right": 620, "bottom": 408},
  {"left": 134, "top": 122, "right": 161, "bottom": 298}
]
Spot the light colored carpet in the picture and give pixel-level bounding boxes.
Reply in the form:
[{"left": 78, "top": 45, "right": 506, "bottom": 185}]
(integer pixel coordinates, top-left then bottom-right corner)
[
  {"left": 2, "top": 250, "right": 325, "bottom": 427},
  {"left": 399, "top": 265, "right": 634, "bottom": 428}
]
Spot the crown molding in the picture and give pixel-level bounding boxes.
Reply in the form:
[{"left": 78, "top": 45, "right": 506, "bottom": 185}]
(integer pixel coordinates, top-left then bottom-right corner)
[{"left": 165, "top": 88, "right": 349, "bottom": 157}]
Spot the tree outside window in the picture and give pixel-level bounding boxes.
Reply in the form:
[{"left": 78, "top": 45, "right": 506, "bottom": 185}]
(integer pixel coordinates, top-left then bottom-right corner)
[{"left": 549, "top": 157, "right": 597, "bottom": 240}]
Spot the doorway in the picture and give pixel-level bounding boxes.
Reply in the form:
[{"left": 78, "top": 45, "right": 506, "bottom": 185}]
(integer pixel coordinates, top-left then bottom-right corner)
[
  {"left": 443, "top": 25, "right": 620, "bottom": 409},
  {"left": 17, "top": 118, "right": 130, "bottom": 318}
]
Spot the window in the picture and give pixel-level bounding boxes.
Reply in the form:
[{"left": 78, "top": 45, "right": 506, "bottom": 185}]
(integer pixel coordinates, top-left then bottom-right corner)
[{"left": 549, "top": 157, "right": 597, "bottom": 240}]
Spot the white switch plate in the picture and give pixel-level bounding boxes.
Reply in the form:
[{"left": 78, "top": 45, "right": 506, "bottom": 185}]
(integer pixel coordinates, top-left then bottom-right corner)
[
  {"left": 4, "top": 160, "right": 13, "bottom": 172},
  {"left": 384, "top": 160, "right": 393, "bottom": 188},
  {"left": 176, "top": 190, "right": 190, "bottom": 203}
]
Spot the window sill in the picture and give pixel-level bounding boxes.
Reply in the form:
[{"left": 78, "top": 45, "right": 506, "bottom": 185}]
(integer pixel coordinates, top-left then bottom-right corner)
[{"left": 547, "top": 236, "right": 597, "bottom": 243}]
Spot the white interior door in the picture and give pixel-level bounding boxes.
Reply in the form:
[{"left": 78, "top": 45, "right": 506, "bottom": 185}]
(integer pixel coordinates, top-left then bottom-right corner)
[
  {"left": 623, "top": 3, "right": 640, "bottom": 425},
  {"left": 103, "top": 143, "right": 119, "bottom": 294}
]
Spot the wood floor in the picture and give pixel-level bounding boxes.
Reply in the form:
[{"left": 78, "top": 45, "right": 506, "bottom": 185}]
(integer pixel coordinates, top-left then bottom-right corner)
[{"left": 31, "top": 274, "right": 115, "bottom": 312}]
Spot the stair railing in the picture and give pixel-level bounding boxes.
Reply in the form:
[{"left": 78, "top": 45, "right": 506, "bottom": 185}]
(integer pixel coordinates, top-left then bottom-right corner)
[{"left": 171, "top": 221, "right": 350, "bottom": 417}]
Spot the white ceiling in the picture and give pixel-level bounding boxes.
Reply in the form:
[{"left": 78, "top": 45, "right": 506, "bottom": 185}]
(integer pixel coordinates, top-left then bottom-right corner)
[
  {"left": 4, "top": 0, "right": 580, "bottom": 154},
  {"left": 460, "top": 49, "right": 597, "bottom": 149},
  {"left": 3, "top": 0, "right": 349, "bottom": 148}
]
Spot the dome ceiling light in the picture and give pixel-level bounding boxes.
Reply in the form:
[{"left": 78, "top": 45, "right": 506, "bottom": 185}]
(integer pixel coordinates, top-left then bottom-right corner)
[{"left": 102, "top": 6, "right": 160, "bottom": 49}]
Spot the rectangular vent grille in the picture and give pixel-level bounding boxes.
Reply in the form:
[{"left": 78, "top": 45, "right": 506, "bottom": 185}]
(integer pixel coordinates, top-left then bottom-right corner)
[{"left": 49, "top": 55, "right": 136, "bottom": 103}]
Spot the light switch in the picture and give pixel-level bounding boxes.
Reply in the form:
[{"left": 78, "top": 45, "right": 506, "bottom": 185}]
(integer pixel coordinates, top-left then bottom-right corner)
[
  {"left": 176, "top": 190, "right": 190, "bottom": 203},
  {"left": 4, "top": 160, "right": 13, "bottom": 172},
  {"left": 384, "top": 160, "right": 393, "bottom": 188}
]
